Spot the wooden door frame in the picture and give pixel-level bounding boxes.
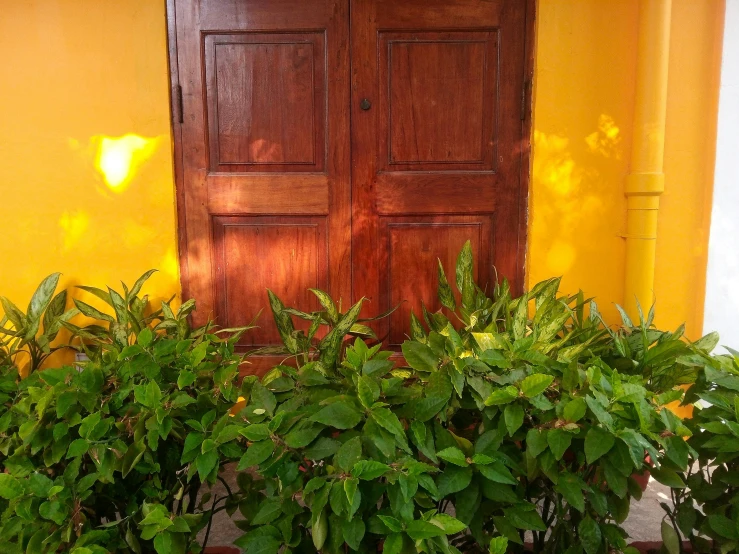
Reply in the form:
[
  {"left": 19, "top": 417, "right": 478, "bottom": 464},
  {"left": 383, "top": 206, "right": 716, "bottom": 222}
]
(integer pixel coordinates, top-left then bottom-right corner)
[{"left": 164, "top": 0, "right": 537, "bottom": 314}]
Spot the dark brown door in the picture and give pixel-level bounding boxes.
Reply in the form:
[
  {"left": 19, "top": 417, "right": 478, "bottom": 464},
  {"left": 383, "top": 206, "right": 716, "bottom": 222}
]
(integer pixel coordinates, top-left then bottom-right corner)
[
  {"left": 171, "top": 0, "right": 351, "bottom": 370},
  {"left": 168, "top": 0, "right": 530, "bottom": 367},
  {"left": 350, "top": 0, "right": 529, "bottom": 346}
]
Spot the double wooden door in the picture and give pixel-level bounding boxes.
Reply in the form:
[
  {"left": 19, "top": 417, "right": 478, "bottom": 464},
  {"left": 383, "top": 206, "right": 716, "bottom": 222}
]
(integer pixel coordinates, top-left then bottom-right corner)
[{"left": 168, "top": 0, "right": 532, "bottom": 369}]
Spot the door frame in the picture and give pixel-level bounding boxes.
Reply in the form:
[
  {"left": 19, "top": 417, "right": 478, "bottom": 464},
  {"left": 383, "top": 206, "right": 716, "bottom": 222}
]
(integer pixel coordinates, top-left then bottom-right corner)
[{"left": 164, "top": 0, "right": 537, "bottom": 320}]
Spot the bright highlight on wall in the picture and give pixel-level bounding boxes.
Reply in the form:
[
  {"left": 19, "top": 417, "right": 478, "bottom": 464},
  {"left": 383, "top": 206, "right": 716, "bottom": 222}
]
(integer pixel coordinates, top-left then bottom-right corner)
[{"left": 95, "top": 134, "right": 157, "bottom": 191}]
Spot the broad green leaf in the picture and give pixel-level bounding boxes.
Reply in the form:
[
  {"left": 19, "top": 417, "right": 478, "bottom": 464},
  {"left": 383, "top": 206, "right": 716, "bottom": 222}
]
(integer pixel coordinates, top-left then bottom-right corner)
[
  {"left": 357, "top": 376, "right": 380, "bottom": 409},
  {"left": 649, "top": 467, "right": 685, "bottom": 489},
  {"left": 485, "top": 386, "right": 519, "bottom": 406},
  {"left": 504, "top": 404, "right": 524, "bottom": 436},
  {"left": 504, "top": 505, "right": 546, "bottom": 532},
  {"left": 526, "top": 429, "right": 548, "bottom": 457},
  {"left": 547, "top": 429, "right": 572, "bottom": 461},
  {"left": 237, "top": 440, "right": 275, "bottom": 470},
  {"left": 401, "top": 341, "right": 438, "bottom": 372},
  {"left": 585, "top": 427, "right": 615, "bottom": 464},
  {"left": 383, "top": 533, "right": 404, "bottom": 554},
  {"left": 343, "top": 517, "right": 365, "bottom": 551},
  {"left": 489, "top": 537, "right": 509, "bottom": 554},
  {"left": 661, "top": 520, "right": 680, "bottom": 554},
  {"left": 336, "top": 436, "right": 363, "bottom": 472},
  {"left": 430, "top": 514, "right": 466, "bottom": 534},
  {"left": 351, "top": 460, "right": 391, "bottom": 480},
  {"left": 578, "top": 516, "right": 602, "bottom": 554},
  {"left": 556, "top": 473, "right": 585, "bottom": 513},
  {"left": 437, "top": 447, "right": 469, "bottom": 467},
  {"left": 406, "top": 520, "right": 446, "bottom": 540},
  {"left": 520, "top": 374, "right": 554, "bottom": 398},
  {"left": 437, "top": 466, "right": 473, "bottom": 497},
  {"left": 310, "top": 401, "right": 362, "bottom": 429},
  {"left": 563, "top": 397, "right": 587, "bottom": 422},
  {"left": 0, "top": 474, "right": 23, "bottom": 500}
]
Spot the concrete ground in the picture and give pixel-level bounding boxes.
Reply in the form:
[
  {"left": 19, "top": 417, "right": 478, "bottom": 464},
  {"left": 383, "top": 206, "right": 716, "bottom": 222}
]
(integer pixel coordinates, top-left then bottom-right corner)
[{"left": 199, "top": 465, "right": 672, "bottom": 550}]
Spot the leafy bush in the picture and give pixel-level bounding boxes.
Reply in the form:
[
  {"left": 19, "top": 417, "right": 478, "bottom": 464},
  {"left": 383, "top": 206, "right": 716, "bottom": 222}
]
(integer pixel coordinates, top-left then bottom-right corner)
[
  {"left": 394, "top": 242, "right": 712, "bottom": 554},
  {"left": 0, "top": 272, "right": 251, "bottom": 554},
  {"left": 0, "top": 246, "right": 731, "bottom": 554},
  {"left": 666, "top": 346, "right": 739, "bottom": 553},
  {"left": 0, "top": 273, "right": 79, "bottom": 372},
  {"left": 232, "top": 290, "right": 471, "bottom": 553}
]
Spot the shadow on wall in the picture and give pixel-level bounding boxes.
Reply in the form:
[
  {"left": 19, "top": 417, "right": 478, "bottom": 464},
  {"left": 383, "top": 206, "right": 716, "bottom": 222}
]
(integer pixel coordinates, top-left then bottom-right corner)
[{"left": 529, "top": 115, "right": 626, "bottom": 322}]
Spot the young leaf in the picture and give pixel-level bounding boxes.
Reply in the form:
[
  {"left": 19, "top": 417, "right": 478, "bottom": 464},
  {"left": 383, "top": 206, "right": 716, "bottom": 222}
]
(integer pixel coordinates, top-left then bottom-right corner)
[{"left": 520, "top": 374, "right": 554, "bottom": 398}]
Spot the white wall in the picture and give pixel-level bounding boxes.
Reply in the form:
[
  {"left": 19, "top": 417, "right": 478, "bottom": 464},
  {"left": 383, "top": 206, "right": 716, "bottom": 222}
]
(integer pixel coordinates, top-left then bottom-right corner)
[{"left": 704, "top": 1, "right": 739, "bottom": 350}]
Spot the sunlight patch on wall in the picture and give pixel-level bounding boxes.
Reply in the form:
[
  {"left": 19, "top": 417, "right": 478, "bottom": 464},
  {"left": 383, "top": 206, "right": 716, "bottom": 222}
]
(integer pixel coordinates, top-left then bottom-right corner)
[
  {"left": 59, "top": 210, "right": 90, "bottom": 253},
  {"left": 585, "top": 114, "right": 623, "bottom": 159},
  {"left": 93, "top": 134, "right": 158, "bottom": 191}
]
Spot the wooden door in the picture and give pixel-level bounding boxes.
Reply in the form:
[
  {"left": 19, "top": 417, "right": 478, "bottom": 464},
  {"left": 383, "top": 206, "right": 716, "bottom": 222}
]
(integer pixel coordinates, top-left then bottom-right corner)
[
  {"left": 169, "top": 0, "right": 351, "bottom": 371},
  {"left": 350, "top": 0, "right": 531, "bottom": 346},
  {"left": 168, "top": 0, "right": 532, "bottom": 367}
]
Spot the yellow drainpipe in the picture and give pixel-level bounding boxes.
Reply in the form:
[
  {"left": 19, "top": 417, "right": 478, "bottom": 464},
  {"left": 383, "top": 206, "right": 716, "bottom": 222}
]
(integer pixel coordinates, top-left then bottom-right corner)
[{"left": 624, "top": 0, "right": 672, "bottom": 320}]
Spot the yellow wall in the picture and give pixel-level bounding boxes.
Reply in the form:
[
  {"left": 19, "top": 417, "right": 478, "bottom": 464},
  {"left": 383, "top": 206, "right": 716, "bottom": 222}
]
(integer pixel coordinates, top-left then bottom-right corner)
[
  {"left": 0, "top": 0, "right": 724, "bottom": 356},
  {"left": 529, "top": 0, "right": 724, "bottom": 338},
  {"left": 0, "top": 1, "right": 179, "bottom": 315}
]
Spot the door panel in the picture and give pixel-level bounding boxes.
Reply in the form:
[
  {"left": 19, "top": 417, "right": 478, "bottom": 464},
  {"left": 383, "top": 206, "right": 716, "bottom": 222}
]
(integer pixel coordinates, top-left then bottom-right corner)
[
  {"left": 173, "top": 0, "right": 350, "bottom": 372},
  {"left": 351, "top": 0, "right": 527, "bottom": 343}
]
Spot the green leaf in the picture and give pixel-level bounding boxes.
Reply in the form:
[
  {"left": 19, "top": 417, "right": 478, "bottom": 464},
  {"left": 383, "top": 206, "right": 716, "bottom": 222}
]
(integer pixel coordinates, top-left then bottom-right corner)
[
  {"left": 437, "top": 447, "right": 469, "bottom": 467},
  {"left": 312, "top": 508, "right": 328, "bottom": 550},
  {"left": 547, "top": 429, "right": 572, "bottom": 461},
  {"left": 284, "top": 424, "right": 323, "bottom": 448},
  {"left": 0, "top": 474, "right": 23, "bottom": 500},
  {"left": 585, "top": 427, "right": 615, "bottom": 464},
  {"left": 336, "top": 436, "right": 363, "bottom": 472},
  {"left": 357, "top": 375, "right": 380, "bottom": 409},
  {"left": 578, "top": 516, "right": 602, "bottom": 554},
  {"left": 240, "top": 424, "right": 271, "bottom": 442},
  {"left": 39, "top": 500, "right": 66, "bottom": 525},
  {"left": 309, "top": 288, "right": 339, "bottom": 324},
  {"left": 383, "top": 533, "right": 404, "bottom": 554},
  {"left": 456, "top": 240, "right": 474, "bottom": 293},
  {"left": 478, "top": 461, "right": 518, "bottom": 485},
  {"left": 556, "top": 473, "right": 585, "bottom": 513},
  {"left": 351, "top": 460, "right": 391, "bottom": 480},
  {"left": 343, "top": 517, "right": 365, "bottom": 550},
  {"left": 504, "top": 505, "right": 546, "bottom": 532},
  {"left": 196, "top": 449, "right": 219, "bottom": 482},
  {"left": 122, "top": 441, "right": 146, "bottom": 477},
  {"left": 430, "top": 513, "right": 466, "bottom": 534},
  {"left": 252, "top": 499, "right": 283, "bottom": 525},
  {"left": 661, "top": 520, "right": 680, "bottom": 554},
  {"left": 520, "top": 374, "right": 554, "bottom": 398},
  {"left": 649, "top": 467, "right": 685, "bottom": 489},
  {"left": 563, "top": 397, "right": 587, "bottom": 422},
  {"left": 437, "top": 260, "right": 457, "bottom": 311},
  {"left": 485, "top": 386, "right": 519, "bottom": 406},
  {"left": 406, "top": 520, "right": 446, "bottom": 540},
  {"left": 708, "top": 514, "right": 739, "bottom": 539},
  {"left": 504, "top": 404, "right": 524, "bottom": 436},
  {"left": 401, "top": 341, "right": 438, "bottom": 372},
  {"left": 310, "top": 401, "right": 363, "bottom": 430},
  {"left": 237, "top": 440, "right": 275, "bottom": 470},
  {"left": 437, "top": 466, "right": 473, "bottom": 497},
  {"left": 586, "top": 395, "right": 613, "bottom": 430},
  {"left": 489, "top": 537, "right": 509, "bottom": 554},
  {"left": 526, "top": 429, "right": 548, "bottom": 457},
  {"left": 28, "top": 473, "right": 53, "bottom": 497},
  {"left": 305, "top": 437, "right": 341, "bottom": 460},
  {"left": 67, "top": 438, "right": 90, "bottom": 458},
  {"left": 371, "top": 407, "right": 409, "bottom": 451},
  {"left": 27, "top": 273, "right": 61, "bottom": 328}
]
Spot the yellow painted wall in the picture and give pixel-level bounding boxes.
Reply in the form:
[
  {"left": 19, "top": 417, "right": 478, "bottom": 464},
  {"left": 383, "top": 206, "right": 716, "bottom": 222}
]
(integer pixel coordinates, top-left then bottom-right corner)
[
  {"left": 0, "top": 0, "right": 724, "bottom": 361},
  {"left": 529, "top": 0, "right": 724, "bottom": 338},
  {"left": 0, "top": 1, "right": 179, "bottom": 312}
]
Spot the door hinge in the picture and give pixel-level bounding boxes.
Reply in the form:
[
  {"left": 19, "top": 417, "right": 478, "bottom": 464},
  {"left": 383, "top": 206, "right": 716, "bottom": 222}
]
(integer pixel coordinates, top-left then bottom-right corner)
[
  {"left": 520, "top": 81, "right": 528, "bottom": 121},
  {"left": 175, "top": 84, "right": 184, "bottom": 124}
]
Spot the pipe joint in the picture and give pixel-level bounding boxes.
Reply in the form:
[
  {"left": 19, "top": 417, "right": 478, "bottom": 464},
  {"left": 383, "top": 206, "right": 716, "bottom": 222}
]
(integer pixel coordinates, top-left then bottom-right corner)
[{"left": 625, "top": 172, "right": 665, "bottom": 196}]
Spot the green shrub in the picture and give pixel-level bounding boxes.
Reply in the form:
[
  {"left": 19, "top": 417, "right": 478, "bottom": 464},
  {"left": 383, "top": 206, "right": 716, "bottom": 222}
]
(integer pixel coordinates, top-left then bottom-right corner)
[
  {"left": 0, "top": 246, "right": 729, "bottom": 554},
  {"left": 0, "top": 273, "right": 79, "bottom": 372},
  {"left": 666, "top": 345, "right": 739, "bottom": 553},
  {"left": 0, "top": 272, "right": 251, "bottom": 554}
]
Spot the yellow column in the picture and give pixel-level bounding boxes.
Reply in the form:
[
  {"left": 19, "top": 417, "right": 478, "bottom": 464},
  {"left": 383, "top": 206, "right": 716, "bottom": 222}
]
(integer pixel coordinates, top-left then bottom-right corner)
[{"left": 624, "top": 0, "right": 672, "bottom": 319}]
